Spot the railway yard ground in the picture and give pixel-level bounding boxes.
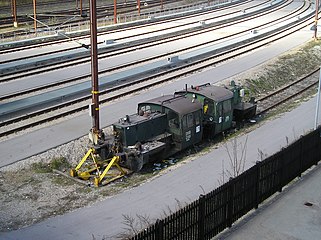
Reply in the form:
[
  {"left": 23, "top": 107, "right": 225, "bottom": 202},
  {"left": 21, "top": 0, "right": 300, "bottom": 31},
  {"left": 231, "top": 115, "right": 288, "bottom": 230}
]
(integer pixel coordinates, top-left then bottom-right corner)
[
  {"left": 1, "top": 37, "right": 321, "bottom": 236},
  {"left": 0, "top": 0, "right": 200, "bottom": 42}
]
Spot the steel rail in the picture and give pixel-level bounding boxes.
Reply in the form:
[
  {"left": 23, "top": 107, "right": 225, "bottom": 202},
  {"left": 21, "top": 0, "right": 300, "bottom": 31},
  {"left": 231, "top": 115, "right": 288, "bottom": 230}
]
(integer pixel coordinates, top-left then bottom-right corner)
[
  {"left": 0, "top": 0, "right": 252, "bottom": 55},
  {"left": 257, "top": 69, "right": 319, "bottom": 102},
  {"left": 0, "top": 11, "right": 315, "bottom": 138},
  {"left": 0, "top": 0, "right": 256, "bottom": 53},
  {"left": 0, "top": 0, "right": 295, "bottom": 83},
  {"left": 0, "top": 0, "right": 255, "bottom": 59},
  {"left": 257, "top": 69, "right": 320, "bottom": 115},
  {"left": 1, "top": 2, "right": 313, "bottom": 95},
  {"left": 0, "top": 0, "right": 305, "bottom": 103},
  {"left": 0, "top": 0, "right": 183, "bottom": 35},
  {"left": 0, "top": 0, "right": 221, "bottom": 40},
  {"left": 0, "top": 0, "right": 267, "bottom": 69}
]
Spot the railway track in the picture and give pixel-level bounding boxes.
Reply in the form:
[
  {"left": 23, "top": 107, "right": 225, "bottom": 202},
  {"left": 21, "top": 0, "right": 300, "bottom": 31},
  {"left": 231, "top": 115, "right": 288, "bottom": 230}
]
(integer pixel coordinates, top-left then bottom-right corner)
[
  {"left": 0, "top": 0, "right": 214, "bottom": 41},
  {"left": 0, "top": 3, "right": 290, "bottom": 89},
  {"left": 0, "top": 0, "right": 301, "bottom": 85},
  {"left": 0, "top": 6, "right": 318, "bottom": 139},
  {"left": 0, "top": 0, "right": 317, "bottom": 136},
  {"left": 0, "top": 0, "right": 177, "bottom": 28},
  {"left": 256, "top": 69, "right": 320, "bottom": 115},
  {"left": 0, "top": 0, "right": 251, "bottom": 54},
  {"left": 1, "top": 67, "right": 319, "bottom": 139},
  {"left": 0, "top": 2, "right": 311, "bottom": 106}
]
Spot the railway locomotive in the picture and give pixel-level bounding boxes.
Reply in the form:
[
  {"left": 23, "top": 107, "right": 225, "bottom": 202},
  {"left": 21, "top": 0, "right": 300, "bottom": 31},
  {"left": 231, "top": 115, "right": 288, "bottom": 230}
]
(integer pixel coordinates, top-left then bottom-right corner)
[{"left": 97, "top": 82, "right": 256, "bottom": 171}]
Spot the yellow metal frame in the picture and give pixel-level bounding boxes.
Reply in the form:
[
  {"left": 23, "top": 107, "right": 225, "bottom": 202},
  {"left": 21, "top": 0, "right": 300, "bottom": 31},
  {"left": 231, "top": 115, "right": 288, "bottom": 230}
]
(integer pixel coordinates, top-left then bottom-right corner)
[{"left": 70, "top": 148, "right": 127, "bottom": 187}]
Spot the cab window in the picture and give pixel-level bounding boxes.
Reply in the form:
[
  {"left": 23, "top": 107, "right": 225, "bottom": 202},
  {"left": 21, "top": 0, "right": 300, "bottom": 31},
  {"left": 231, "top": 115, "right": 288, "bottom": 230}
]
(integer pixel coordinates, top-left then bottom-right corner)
[
  {"left": 168, "top": 111, "right": 179, "bottom": 129},
  {"left": 204, "top": 99, "right": 214, "bottom": 115},
  {"left": 183, "top": 113, "right": 194, "bottom": 129},
  {"left": 140, "top": 105, "right": 151, "bottom": 113},
  {"left": 223, "top": 100, "right": 232, "bottom": 113},
  {"left": 195, "top": 112, "right": 200, "bottom": 125}
]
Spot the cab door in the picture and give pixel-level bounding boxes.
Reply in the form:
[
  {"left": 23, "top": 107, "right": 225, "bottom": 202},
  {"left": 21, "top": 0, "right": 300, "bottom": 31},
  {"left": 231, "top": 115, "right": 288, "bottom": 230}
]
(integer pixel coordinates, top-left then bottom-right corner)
[
  {"left": 221, "top": 100, "right": 233, "bottom": 131},
  {"left": 216, "top": 103, "right": 224, "bottom": 134},
  {"left": 181, "top": 111, "right": 202, "bottom": 149},
  {"left": 216, "top": 100, "right": 233, "bottom": 134}
]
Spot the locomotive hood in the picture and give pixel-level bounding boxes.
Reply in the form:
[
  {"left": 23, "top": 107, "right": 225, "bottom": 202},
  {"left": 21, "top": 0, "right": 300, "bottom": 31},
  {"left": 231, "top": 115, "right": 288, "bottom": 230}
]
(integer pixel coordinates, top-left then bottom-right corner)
[{"left": 139, "top": 94, "right": 202, "bottom": 115}]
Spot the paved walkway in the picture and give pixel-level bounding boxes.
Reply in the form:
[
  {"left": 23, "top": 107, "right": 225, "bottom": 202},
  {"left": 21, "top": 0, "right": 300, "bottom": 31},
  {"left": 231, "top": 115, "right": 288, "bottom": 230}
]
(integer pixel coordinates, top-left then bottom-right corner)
[{"left": 216, "top": 162, "right": 321, "bottom": 240}]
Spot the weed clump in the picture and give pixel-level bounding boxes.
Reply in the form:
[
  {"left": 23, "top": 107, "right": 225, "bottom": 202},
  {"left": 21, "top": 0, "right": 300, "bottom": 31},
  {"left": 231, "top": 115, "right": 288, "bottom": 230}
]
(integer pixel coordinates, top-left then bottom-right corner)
[
  {"left": 246, "top": 40, "right": 321, "bottom": 96},
  {"left": 50, "top": 157, "right": 71, "bottom": 171},
  {"left": 31, "top": 157, "right": 71, "bottom": 173},
  {"left": 31, "top": 162, "right": 51, "bottom": 173}
]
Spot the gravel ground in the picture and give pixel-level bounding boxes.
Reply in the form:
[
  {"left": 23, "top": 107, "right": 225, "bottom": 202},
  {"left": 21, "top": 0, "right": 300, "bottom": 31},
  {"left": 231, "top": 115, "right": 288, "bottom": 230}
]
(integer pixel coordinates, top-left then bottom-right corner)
[{"left": 1, "top": 39, "right": 321, "bottom": 234}]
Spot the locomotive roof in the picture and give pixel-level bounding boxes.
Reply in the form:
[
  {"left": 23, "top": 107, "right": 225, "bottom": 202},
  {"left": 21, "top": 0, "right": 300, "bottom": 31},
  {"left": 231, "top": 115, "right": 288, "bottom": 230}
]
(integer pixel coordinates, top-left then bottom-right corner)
[
  {"left": 114, "top": 111, "right": 166, "bottom": 128},
  {"left": 139, "top": 95, "right": 202, "bottom": 115},
  {"left": 178, "top": 84, "right": 233, "bottom": 102}
]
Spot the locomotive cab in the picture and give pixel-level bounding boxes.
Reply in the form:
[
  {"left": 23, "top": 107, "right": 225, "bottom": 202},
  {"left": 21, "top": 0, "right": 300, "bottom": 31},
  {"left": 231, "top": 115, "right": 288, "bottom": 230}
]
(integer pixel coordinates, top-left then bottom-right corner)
[
  {"left": 111, "top": 111, "right": 169, "bottom": 170},
  {"left": 176, "top": 82, "right": 257, "bottom": 138},
  {"left": 113, "top": 112, "right": 167, "bottom": 148},
  {"left": 138, "top": 95, "right": 203, "bottom": 154},
  {"left": 108, "top": 94, "right": 203, "bottom": 171},
  {"left": 176, "top": 84, "right": 234, "bottom": 138}
]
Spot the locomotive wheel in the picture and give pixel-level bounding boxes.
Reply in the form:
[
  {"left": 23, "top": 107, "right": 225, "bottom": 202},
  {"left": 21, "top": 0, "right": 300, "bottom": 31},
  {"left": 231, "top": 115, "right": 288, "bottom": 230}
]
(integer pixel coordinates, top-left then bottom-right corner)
[{"left": 127, "top": 154, "right": 143, "bottom": 172}]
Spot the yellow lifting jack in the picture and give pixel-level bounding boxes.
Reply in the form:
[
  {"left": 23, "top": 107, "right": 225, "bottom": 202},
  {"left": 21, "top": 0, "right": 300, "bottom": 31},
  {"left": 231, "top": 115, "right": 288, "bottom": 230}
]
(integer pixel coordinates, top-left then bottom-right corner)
[{"left": 70, "top": 148, "right": 127, "bottom": 187}]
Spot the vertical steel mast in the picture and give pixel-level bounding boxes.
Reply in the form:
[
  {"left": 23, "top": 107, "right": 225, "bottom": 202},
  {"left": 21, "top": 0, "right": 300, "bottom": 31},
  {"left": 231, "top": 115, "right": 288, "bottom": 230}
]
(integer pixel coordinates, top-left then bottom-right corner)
[
  {"left": 314, "top": 0, "right": 319, "bottom": 39},
  {"left": 89, "top": 0, "right": 101, "bottom": 144},
  {"left": 79, "top": 0, "right": 83, "bottom": 16},
  {"left": 33, "top": 0, "right": 37, "bottom": 32},
  {"left": 11, "top": 0, "right": 18, "bottom": 27},
  {"left": 114, "top": 0, "right": 117, "bottom": 24},
  {"left": 137, "top": 0, "right": 141, "bottom": 16}
]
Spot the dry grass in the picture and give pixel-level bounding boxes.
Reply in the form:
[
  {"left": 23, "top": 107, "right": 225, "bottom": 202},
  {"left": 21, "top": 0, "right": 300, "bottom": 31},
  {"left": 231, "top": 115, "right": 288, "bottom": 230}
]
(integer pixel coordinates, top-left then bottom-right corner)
[{"left": 246, "top": 40, "right": 321, "bottom": 97}]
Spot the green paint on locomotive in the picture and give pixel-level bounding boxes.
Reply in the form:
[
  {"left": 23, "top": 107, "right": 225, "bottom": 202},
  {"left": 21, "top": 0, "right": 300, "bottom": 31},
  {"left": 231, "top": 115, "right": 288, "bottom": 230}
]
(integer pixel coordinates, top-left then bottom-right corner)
[
  {"left": 176, "top": 83, "right": 238, "bottom": 137},
  {"left": 101, "top": 83, "right": 256, "bottom": 171},
  {"left": 137, "top": 95, "right": 203, "bottom": 153}
]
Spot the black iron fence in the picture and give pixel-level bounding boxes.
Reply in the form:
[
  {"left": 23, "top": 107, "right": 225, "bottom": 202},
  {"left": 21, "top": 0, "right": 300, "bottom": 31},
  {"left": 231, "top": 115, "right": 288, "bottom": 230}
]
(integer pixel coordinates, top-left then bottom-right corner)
[{"left": 131, "top": 127, "right": 321, "bottom": 240}]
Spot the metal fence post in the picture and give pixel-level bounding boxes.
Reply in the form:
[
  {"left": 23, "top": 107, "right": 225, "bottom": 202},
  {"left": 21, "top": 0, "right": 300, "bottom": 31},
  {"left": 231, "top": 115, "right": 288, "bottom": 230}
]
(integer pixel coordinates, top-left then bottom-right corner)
[
  {"left": 318, "top": 128, "right": 321, "bottom": 163},
  {"left": 315, "top": 129, "right": 321, "bottom": 166},
  {"left": 278, "top": 149, "right": 284, "bottom": 192},
  {"left": 254, "top": 161, "right": 260, "bottom": 209},
  {"left": 298, "top": 136, "right": 303, "bottom": 178},
  {"left": 198, "top": 194, "right": 206, "bottom": 240},
  {"left": 155, "top": 219, "right": 163, "bottom": 240},
  {"left": 227, "top": 177, "right": 234, "bottom": 228}
]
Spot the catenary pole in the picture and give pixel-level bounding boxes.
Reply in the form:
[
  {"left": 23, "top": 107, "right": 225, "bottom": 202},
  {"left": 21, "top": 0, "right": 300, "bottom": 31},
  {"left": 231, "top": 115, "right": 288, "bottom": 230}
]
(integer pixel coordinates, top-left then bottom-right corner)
[
  {"left": 114, "top": 0, "right": 117, "bottom": 24},
  {"left": 12, "top": 0, "right": 17, "bottom": 27},
  {"left": 137, "top": 0, "right": 141, "bottom": 15},
  {"left": 79, "top": 0, "right": 83, "bottom": 16},
  {"left": 314, "top": 0, "right": 319, "bottom": 39},
  {"left": 33, "top": 0, "right": 37, "bottom": 32},
  {"left": 89, "top": 0, "right": 100, "bottom": 140}
]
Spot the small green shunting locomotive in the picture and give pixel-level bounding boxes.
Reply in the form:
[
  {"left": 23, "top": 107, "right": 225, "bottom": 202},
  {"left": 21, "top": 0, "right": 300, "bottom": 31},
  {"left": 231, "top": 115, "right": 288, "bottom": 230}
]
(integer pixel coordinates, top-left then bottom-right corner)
[{"left": 98, "top": 82, "right": 256, "bottom": 171}]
